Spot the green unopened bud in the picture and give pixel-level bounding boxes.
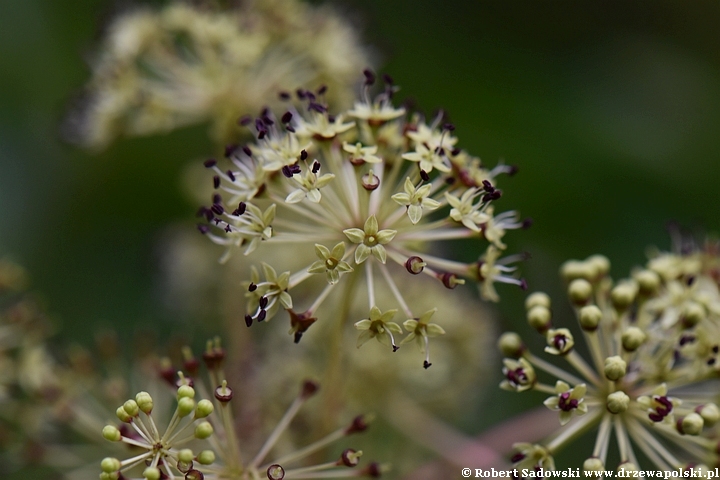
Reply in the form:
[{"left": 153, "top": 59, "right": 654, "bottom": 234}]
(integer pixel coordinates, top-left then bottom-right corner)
[
  {"left": 100, "top": 473, "right": 118, "bottom": 480},
  {"left": 696, "top": 403, "right": 719, "bottom": 426},
  {"left": 611, "top": 281, "right": 637, "bottom": 311},
  {"left": 583, "top": 457, "right": 604, "bottom": 472},
  {"left": 586, "top": 255, "right": 610, "bottom": 279},
  {"left": 178, "top": 449, "right": 195, "bottom": 463},
  {"left": 101, "top": 457, "right": 121, "bottom": 473},
  {"left": 195, "top": 421, "right": 214, "bottom": 439},
  {"left": 136, "top": 392, "right": 153, "bottom": 414},
  {"left": 115, "top": 406, "right": 132, "bottom": 423},
  {"left": 604, "top": 356, "right": 627, "bottom": 381},
  {"left": 606, "top": 391, "right": 630, "bottom": 414},
  {"left": 679, "top": 413, "right": 704, "bottom": 435},
  {"left": 195, "top": 399, "right": 214, "bottom": 418},
  {"left": 498, "top": 332, "right": 525, "bottom": 358},
  {"left": 527, "top": 305, "right": 552, "bottom": 332},
  {"left": 123, "top": 399, "right": 139, "bottom": 417},
  {"left": 177, "top": 385, "right": 196, "bottom": 399},
  {"left": 634, "top": 269, "right": 660, "bottom": 295},
  {"left": 177, "top": 397, "right": 196, "bottom": 418},
  {"left": 579, "top": 305, "right": 602, "bottom": 331},
  {"left": 621, "top": 327, "right": 646, "bottom": 352},
  {"left": 525, "top": 292, "right": 551, "bottom": 310},
  {"left": 560, "top": 260, "right": 593, "bottom": 282},
  {"left": 681, "top": 302, "right": 706, "bottom": 328},
  {"left": 568, "top": 279, "right": 592, "bottom": 305},
  {"left": 102, "top": 425, "right": 121, "bottom": 441},
  {"left": 143, "top": 466, "right": 161, "bottom": 480},
  {"left": 197, "top": 450, "right": 216, "bottom": 465}
]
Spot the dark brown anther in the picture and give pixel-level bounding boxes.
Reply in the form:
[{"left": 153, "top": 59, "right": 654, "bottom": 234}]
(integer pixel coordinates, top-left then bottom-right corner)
[
  {"left": 232, "top": 202, "right": 246, "bottom": 216},
  {"left": 238, "top": 115, "right": 252, "bottom": 126},
  {"left": 363, "top": 69, "right": 376, "bottom": 86},
  {"left": 226, "top": 170, "right": 235, "bottom": 182},
  {"left": 365, "top": 462, "right": 382, "bottom": 478},
  {"left": 300, "top": 150, "right": 308, "bottom": 160},
  {"left": 242, "top": 145, "right": 252, "bottom": 156},
  {"left": 266, "top": 464, "right": 285, "bottom": 480},
  {"left": 257, "top": 310, "right": 267, "bottom": 322},
  {"left": 423, "top": 361, "right": 432, "bottom": 369},
  {"left": 420, "top": 169, "right": 430, "bottom": 182},
  {"left": 345, "top": 415, "right": 369, "bottom": 434},
  {"left": 244, "top": 314, "right": 253, "bottom": 327},
  {"left": 405, "top": 256, "right": 425, "bottom": 275},
  {"left": 224, "top": 145, "right": 237, "bottom": 158},
  {"left": 392, "top": 345, "right": 399, "bottom": 352},
  {"left": 317, "top": 84, "right": 328, "bottom": 95},
  {"left": 196, "top": 224, "right": 209, "bottom": 235},
  {"left": 443, "top": 123, "right": 455, "bottom": 132},
  {"left": 213, "top": 176, "right": 220, "bottom": 189},
  {"left": 278, "top": 91, "right": 291, "bottom": 101},
  {"left": 300, "top": 380, "right": 320, "bottom": 399},
  {"left": 482, "top": 180, "right": 494, "bottom": 192},
  {"left": 341, "top": 449, "right": 360, "bottom": 467},
  {"left": 281, "top": 165, "right": 294, "bottom": 178},
  {"left": 259, "top": 296, "right": 269, "bottom": 309},
  {"left": 248, "top": 282, "right": 257, "bottom": 292},
  {"left": 312, "top": 161, "right": 321, "bottom": 173},
  {"left": 214, "top": 384, "right": 233, "bottom": 403},
  {"left": 203, "top": 158, "right": 217, "bottom": 168},
  {"left": 211, "top": 204, "right": 224, "bottom": 216},
  {"left": 281, "top": 111, "right": 293, "bottom": 123}
]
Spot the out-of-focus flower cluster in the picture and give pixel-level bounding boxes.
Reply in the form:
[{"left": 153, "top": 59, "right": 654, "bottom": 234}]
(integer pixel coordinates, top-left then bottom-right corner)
[
  {"left": 499, "top": 238, "right": 720, "bottom": 476},
  {"left": 66, "top": 0, "right": 370, "bottom": 149},
  {"left": 198, "top": 71, "right": 529, "bottom": 366}
]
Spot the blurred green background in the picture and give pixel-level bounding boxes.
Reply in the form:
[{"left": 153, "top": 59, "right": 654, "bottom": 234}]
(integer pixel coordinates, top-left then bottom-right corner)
[{"left": 2, "top": 0, "right": 720, "bottom": 475}]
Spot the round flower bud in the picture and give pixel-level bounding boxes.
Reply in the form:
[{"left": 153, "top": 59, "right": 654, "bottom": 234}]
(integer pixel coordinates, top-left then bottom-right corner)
[
  {"left": 696, "top": 403, "right": 719, "bottom": 426},
  {"left": 578, "top": 305, "right": 602, "bottom": 331},
  {"left": 681, "top": 302, "right": 706, "bottom": 328},
  {"left": 101, "top": 457, "right": 121, "bottom": 473},
  {"left": 178, "top": 397, "right": 196, "bottom": 418},
  {"left": 586, "top": 255, "right": 610, "bottom": 279},
  {"left": 527, "top": 305, "right": 552, "bottom": 332},
  {"left": 143, "top": 466, "right": 161, "bottom": 480},
  {"left": 618, "top": 462, "right": 638, "bottom": 472},
  {"left": 177, "top": 385, "right": 196, "bottom": 399},
  {"left": 195, "top": 421, "right": 214, "bottom": 439},
  {"left": 100, "top": 473, "right": 116, "bottom": 480},
  {"left": 568, "top": 279, "right": 592, "bottom": 305},
  {"left": 525, "top": 292, "right": 551, "bottom": 310},
  {"left": 197, "top": 450, "right": 216, "bottom": 465},
  {"left": 611, "top": 282, "right": 637, "bottom": 311},
  {"left": 679, "top": 413, "right": 704, "bottom": 435},
  {"left": 560, "top": 260, "right": 592, "bottom": 282},
  {"left": 583, "top": 457, "right": 604, "bottom": 472},
  {"left": 606, "top": 391, "right": 630, "bottom": 414},
  {"left": 178, "top": 449, "right": 195, "bottom": 464},
  {"left": 498, "top": 332, "right": 525, "bottom": 358},
  {"left": 195, "top": 399, "right": 214, "bottom": 418},
  {"left": 634, "top": 269, "right": 660, "bottom": 295},
  {"left": 102, "top": 425, "right": 121, "bottom": 442},
  {"left": 604, "top": 356, "right": 627, "bottom": 381},
  {"left": 136, "top": 392, "right": 153, "bottom": 414},
  {"left": 115, "top": 406, "right": 132, "bottom": 423},
  {"left": 621, "top": 327, "right": 646, "bottom": 352},
  {"left": 123, "top": 399, "right": 139, "bottom": 418}
]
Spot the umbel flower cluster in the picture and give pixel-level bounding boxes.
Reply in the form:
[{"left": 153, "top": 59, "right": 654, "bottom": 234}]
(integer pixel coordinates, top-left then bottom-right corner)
[
  {"left": 198, "top": 71, "right": 529, "bottom": 367},
  {"left": 90, "top": 338, "right": 385, "bottom": 480},
  {"left": 499, "top": 239, "right": 720, "bottom": 476},
  {"left": 66, "top": 0, "right": 369, "bottom": 149}
]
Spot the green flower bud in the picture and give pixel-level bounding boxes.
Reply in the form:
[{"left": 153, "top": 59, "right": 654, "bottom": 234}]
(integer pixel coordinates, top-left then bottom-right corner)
[
  {"left": 568, "top": 279, "right": 592, "bottom": 305},
  {"left": 136, "top": 392, "right": 154, "bottom": 414},
  {"left": 583, "top": 457, "right": 604, "bottom": 472},
  {"left": 115, "top": 406, "right": 132, "bottom": 423},
  {"left": 634, "top": 269, "right": 660, "bottom": 295},
  {"left": 197, "top": 450, "right": 216, "bottom": 465},
  {"left": 195, "top": 421, "right": 214, "bottom": 439},
  {"left": 696, "top": 403, "right": 719, "bottom": 426},
  {"left": 100, "top": 457, "right": 121, "bottom": 473},
  {"left": 525, "top": 292, "right": 551, "bottom": 310},
  {"left": 606, "top": 391, "right": 630, "bottom": 414},
  {"left": 498, "top": 332, "right": 525, "bottom": 358},
  {"left": 527, "top": 305, "right": 552, "bottom": 332},
  {"left": 123, "top": 399, "right": 139, "bottom": 418},
  {"left": 177, "top": 385, "right": 196, "bottom": 399},
  {"left": 578, "top": 305, "right": 602, "bottom": 331},
  {"left": 177, "top": 397, "right": 196, "bottom": 418},
  {"left": 143, "top": 466, "right": 161, "bottom": 480},
  {"left": 604, "top": 356, "right": 627, "bottom": 381},
  {"left": 621, "top": 327, "right": 646, "bottom": 352},
  {"left": 586, "top": 255, "right": 610, "bottom": 279},
  {"left": 102, "top": 425, "right": 121, "bottom": 441},
  {"left": 611, "top": 281, "right": 637, "bottom": 311},
  {"left": 195, "top": 399, "right": 215, "bottom": 418},
  {"left": 680, "top": 413, "right": 704, "bottom": 435},
  {"left": 560, "top": 260, "right": 593, "bottom": 282},
  {"left": 178, "top": 449, "right": 195, "bottom": 463}
]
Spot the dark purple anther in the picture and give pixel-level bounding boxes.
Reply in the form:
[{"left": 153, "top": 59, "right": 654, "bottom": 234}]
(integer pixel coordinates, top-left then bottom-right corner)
[
  {"left": 281, "top": 111, "right": 293, "bottom": 123},
  {"left": 213, "top": 176, "right": 220, "bottom": 189},
  {"left": 211, "top": 204, "right": 224, "bottom": 216},
  {"left": 300, "top": 150, "right": 308, "bottom": 161},
  {"left": 363, "top": 69, "right": 376, "bottom": 86},
  {"left": 204, "top": 158, "right": 217, "bottom": 168},
  {"left": 312, "top": 161, "right": 320, "bottom": 173}
]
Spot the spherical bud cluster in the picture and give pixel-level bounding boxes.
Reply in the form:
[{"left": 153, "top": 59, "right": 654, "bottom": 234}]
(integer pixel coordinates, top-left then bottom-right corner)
[
  {"left": 606, "top": 391, "right": 630, "bottom": 414},
  {"left": 568, "top": 279, "right": 593, "bottom": 305},
  {"left": 603, "top": 356, "right": 627, "bottom": 381},
  {"left": 578, "top": 305, "right": 602, "bottom": 331}
]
